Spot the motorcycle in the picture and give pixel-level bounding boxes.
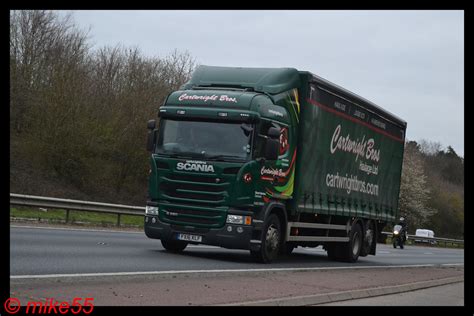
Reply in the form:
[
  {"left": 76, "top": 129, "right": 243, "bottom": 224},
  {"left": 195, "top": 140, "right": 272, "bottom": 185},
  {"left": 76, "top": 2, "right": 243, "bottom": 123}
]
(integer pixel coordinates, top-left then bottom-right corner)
[{"left": 392, "top": 224, "right": 406, "bottom": 249}]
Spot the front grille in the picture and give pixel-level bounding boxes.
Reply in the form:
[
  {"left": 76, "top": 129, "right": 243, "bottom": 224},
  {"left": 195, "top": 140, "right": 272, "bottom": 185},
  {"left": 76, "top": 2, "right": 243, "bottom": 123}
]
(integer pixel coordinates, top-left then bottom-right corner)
[
  {"left": 162, "top": 181, "right": 224, "bottom": 193},
  {"left": 160, "top": 173, "right": 229, "bottom": 204},
  {"left": 167, "top": 174, "right": 221, "bottom": 183},
  {"left": 165, "top": 208, "right": 221, "bottom": 217},
  {"left": 158, "top": 172, "right": 231, "bottom": 227},
  {"left": 169, "top": 216, "right": 218, "bottom": 225},
  {"left": 161, "top": 206, "right": 224, "bottom": 227}
]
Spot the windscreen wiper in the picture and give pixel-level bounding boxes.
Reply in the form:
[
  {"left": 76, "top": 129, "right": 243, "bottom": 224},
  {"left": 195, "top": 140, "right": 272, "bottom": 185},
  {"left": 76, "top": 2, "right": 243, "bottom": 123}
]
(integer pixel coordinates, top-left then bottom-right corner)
[
  {"left": 156, "top": 151, "right": 198, "bottom": 159},
  {"left": 204, "top": 154, "right": 244, "bottom": 162}
]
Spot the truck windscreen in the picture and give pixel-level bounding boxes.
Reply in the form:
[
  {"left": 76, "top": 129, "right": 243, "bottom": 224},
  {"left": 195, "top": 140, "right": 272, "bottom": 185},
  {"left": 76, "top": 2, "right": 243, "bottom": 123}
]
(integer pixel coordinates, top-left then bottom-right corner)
[{"left": 155, "top": 119, "right": 253, "bottom": 161}]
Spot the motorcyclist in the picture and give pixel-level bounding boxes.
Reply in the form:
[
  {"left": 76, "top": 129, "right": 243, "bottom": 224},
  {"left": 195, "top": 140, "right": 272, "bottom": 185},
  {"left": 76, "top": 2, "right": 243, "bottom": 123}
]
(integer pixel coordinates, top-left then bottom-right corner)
[{"left": 397, "top": 216, "right": 408, "bottom": 243}]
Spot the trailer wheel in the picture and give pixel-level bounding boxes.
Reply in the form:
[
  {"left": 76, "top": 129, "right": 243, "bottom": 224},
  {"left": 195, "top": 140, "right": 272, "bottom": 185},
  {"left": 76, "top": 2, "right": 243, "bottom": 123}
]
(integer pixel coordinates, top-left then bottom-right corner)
[
  {"left": 161, "top": 239, "right": 187, "bottom": 252},
  {"left": 334, "top": 222, "right": 363, "bottom": 263},
  {"left": 360, "top": 221, "right": 375, "bottom": 257},
  {"left": 251, "top": 214, "right": 281, "bottom": 263},
  {"left": 346, "top": 223, "right": 363, "bottom": 262}
]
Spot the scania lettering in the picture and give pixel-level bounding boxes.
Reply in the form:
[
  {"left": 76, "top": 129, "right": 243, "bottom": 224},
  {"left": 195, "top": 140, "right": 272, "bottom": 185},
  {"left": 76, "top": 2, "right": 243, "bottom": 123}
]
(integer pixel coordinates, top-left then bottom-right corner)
[
  {"left": 176, "top": 162, "right": 215, "bottom": 173},
  {"left": 145, "top": 65, "right": 406, "bottom": 263}
]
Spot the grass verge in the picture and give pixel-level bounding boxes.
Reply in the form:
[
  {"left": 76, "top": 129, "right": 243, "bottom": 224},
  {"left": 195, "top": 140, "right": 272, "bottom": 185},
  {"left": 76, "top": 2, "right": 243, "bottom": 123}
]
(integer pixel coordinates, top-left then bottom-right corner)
[{"left": 10, "top": 206, "right": 144, "bottom": 228}]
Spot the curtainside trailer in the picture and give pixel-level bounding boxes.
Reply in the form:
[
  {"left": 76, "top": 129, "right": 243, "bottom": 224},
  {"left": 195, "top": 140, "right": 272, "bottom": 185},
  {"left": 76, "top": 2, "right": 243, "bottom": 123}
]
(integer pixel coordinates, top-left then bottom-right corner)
[{"left": 144, "top": 65, "right": 406, "bottom": 263}]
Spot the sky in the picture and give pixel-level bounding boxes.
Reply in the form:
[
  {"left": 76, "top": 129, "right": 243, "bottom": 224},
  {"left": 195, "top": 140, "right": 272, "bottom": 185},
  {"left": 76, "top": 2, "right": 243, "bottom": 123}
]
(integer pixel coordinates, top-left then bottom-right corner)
[{"left": 62, "top": 10, "right": 464, "bottom": 157}]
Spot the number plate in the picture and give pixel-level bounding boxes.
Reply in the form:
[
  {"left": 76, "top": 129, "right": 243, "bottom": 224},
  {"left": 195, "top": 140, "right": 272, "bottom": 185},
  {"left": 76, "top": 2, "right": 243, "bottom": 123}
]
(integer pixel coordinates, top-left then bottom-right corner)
[{"left": 177, "top": 233, "right": 202, "bottom": 242}]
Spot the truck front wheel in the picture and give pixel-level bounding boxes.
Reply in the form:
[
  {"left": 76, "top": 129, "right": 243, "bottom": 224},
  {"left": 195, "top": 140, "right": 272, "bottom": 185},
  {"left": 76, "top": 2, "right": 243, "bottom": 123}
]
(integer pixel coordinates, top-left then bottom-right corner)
[
  {"left": 251, "top": 214, "right": 281, "bottom": 263},
  {"left": 161, "top": 239, "right": 188, "bottom": 252}
]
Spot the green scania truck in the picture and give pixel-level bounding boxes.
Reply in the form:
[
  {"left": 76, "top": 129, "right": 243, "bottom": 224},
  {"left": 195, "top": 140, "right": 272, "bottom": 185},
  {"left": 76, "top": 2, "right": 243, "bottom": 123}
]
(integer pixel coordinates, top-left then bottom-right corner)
[{"left": 144, "top": 65, "right": 406, "bottom": 263}]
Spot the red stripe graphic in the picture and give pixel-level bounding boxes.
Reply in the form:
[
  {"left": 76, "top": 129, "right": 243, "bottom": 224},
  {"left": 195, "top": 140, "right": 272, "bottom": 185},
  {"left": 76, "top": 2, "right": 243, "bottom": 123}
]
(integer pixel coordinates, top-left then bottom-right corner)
[{"left": 306, "top": 98, "right": 404, "bottom": 143}]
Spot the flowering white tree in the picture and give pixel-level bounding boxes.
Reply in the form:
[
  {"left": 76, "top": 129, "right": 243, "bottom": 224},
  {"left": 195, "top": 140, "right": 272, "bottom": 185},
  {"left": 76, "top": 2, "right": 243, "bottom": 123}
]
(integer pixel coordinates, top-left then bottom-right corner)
[{"left": 398, "top": 141, "right": 435, "bottom": 231}]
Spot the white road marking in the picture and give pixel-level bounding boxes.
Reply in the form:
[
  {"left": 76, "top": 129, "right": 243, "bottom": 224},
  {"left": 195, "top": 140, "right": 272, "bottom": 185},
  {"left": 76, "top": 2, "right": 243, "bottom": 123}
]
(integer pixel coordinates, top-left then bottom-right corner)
[
  {"left": 441, "top": 263, "right": 464, "bottom": 266},
  {"left": 10, "top": 264, "right": 464, "bottom": 280}
]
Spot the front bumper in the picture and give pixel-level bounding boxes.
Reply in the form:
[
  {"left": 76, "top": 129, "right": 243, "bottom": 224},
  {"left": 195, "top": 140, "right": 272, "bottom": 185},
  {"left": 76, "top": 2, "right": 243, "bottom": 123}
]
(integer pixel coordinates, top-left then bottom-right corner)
[{"left": 144, "top": 215, "right": 256, "bottom": 250}]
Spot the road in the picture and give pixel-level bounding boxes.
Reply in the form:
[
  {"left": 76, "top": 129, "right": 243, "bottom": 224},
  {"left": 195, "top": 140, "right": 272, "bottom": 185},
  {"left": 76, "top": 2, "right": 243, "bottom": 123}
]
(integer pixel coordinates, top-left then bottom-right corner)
[
  {"left": 9, "top": 225, "right": 464, "bottom": 306},
  {"left": 10, "top": 225, "right": 464, "bottom": 276}
]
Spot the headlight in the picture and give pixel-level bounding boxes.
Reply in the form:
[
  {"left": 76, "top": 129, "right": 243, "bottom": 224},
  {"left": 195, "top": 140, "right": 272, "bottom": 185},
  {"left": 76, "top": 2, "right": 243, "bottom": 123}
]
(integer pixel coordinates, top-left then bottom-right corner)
[
  {"left": 226, "top": 215, "right": 243, "bottom": 224},
  {"left": 226, "top": 215, "right": 252, "bottom": 225},
  {"left": 146, "top": 205, "right": 159, "bottom": 215},
  {"left": 394, "top": 231, "right": 399, "bottom": 235}
]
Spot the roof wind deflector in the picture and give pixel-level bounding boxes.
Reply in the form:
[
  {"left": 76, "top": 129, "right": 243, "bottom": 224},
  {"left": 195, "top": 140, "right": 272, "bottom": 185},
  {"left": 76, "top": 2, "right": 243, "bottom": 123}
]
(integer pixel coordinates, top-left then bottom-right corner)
[{"left": 191, "top": 85, "right": 255, "bottom": 92}]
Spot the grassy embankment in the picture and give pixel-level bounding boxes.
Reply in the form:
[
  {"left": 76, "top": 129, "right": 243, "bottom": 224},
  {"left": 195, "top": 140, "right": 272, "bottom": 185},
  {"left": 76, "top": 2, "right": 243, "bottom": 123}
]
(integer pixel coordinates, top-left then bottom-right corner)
[{"left": 10, "top": 206, "right": 143, "bottom": 228}]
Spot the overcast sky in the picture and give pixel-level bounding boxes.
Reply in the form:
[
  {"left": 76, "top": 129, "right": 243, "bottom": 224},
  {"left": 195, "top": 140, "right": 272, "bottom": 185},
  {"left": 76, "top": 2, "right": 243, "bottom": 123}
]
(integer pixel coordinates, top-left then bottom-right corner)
[{"left": 63, "top": 10, "right": 464, "bottom": 157}]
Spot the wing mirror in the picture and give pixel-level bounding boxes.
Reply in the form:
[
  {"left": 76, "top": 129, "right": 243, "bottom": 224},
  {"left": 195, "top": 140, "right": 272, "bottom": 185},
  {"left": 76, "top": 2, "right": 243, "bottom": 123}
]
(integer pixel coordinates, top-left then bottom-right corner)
[
  {"left": 267, "top": 126, "right": 280, "bottom": 139},
  {"left": 146, "top": 120, "right": 157, "bottom": 152}
]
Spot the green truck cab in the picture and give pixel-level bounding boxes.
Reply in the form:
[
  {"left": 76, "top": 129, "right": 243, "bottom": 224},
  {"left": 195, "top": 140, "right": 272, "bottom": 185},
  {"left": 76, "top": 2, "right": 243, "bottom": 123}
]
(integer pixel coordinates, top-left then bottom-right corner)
[{"left": 144, "top": 65, "right": 407, "bottom": 263}]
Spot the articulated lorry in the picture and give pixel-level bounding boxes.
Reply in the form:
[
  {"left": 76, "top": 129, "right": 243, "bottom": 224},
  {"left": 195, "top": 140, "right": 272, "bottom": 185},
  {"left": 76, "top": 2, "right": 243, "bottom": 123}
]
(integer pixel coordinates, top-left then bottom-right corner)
[{"left": 145, "top": 65, "right": 406, "bottom": 263}]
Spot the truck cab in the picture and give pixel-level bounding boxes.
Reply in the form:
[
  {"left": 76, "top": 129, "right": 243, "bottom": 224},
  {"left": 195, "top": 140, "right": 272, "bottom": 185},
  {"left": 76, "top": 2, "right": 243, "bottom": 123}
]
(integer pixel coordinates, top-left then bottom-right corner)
[{"left": 144, "top": 66, "right": 302, "bottom": 262}]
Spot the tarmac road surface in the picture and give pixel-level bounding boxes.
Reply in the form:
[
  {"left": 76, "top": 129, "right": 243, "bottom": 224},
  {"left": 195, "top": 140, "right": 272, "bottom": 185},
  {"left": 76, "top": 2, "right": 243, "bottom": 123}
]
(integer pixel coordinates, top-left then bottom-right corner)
[
  {"left": 10, "top": 225, "right": 464, "bottom": 275},
  {"left": 9, "top": 225, "right": 465, "bottom": 306}
]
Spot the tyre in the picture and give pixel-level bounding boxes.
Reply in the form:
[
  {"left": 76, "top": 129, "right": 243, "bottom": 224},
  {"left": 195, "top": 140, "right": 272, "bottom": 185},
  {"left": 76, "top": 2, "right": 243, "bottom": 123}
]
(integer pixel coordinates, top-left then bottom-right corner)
[
  {"left": 251, "top": 214, "right": 281, "bottom": 263},
  {"left": 360, "top": 221, "right": 374, "bottom": 256},
  {"left": 339, "top": 222, "right": 363, "bottom": 263},
  {"left": 161, "top": 238, "right": 187, "bottom": 252}
]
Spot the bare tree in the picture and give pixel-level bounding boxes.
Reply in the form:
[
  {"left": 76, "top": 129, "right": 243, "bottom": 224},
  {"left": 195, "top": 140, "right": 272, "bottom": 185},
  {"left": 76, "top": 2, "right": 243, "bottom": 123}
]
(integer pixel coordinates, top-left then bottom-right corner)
[
  {"left": 161, "top": 49, "right": 196, "bottom": 90},
  {"left": 418, "top": 139, "right": 443, "bottom": 157},
  {"left": 10, "top": 10, "right": 199, "bottom": 203},
  {"left": 10, "top": 10, "right": 90, "bottom": 134}
]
